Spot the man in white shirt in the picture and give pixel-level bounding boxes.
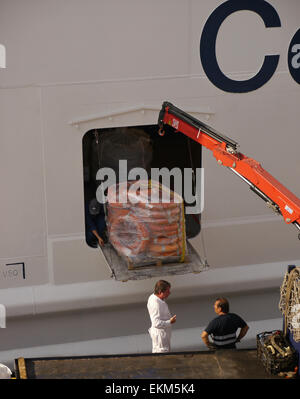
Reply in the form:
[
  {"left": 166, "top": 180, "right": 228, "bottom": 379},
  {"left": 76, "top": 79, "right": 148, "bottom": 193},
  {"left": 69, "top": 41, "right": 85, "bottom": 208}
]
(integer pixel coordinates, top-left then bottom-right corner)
[{"left": 147, "top": 280, "right": 177, "bottom": 353}]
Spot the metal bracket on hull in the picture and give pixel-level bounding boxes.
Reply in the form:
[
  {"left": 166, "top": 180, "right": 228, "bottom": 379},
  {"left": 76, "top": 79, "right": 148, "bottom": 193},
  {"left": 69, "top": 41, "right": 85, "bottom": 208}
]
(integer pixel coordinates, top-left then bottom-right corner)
[{"left": 68, "top": 104, "right": 214, "bottom": 128}]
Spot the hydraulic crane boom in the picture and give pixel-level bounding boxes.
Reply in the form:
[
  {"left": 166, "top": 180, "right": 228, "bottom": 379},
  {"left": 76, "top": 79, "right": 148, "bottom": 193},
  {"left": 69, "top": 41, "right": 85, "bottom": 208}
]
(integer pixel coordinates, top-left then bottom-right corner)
[{"left": 158, "top": 101, "right": 300, "bottom": 238}]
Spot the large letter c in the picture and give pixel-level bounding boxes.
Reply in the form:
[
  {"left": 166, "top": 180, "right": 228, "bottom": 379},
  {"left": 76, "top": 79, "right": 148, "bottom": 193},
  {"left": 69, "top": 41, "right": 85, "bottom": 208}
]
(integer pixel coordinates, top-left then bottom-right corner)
[{"left": 200, "top": 0, "right": 281, "bottom": 93}]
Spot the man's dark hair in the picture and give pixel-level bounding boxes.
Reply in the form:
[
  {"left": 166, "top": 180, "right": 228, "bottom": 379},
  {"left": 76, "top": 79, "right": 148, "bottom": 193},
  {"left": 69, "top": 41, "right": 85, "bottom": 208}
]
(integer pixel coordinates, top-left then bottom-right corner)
[
  {"left": 216, "top": 297, "right": 229, "bottom": 313},
  {"left": 154, "top": 280, "right": 171, "bottom": 294}
]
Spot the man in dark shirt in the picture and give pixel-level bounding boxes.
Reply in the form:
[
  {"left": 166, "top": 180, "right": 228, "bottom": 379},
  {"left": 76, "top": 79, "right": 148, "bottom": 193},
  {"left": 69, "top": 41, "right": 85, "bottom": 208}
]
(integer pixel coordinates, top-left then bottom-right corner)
[
  {"left": 201, "top": 297, "right": 249, "bottom": 350},
  {"left": 85, "top": 198, "right": 106, "bottom": 248}
]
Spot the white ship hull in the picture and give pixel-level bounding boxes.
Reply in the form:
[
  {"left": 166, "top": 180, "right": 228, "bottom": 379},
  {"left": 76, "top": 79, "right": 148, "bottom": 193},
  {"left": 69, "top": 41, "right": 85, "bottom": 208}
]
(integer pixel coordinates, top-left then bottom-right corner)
[{"left": 0, "top": 0, "right": 299, "bottom": 368}]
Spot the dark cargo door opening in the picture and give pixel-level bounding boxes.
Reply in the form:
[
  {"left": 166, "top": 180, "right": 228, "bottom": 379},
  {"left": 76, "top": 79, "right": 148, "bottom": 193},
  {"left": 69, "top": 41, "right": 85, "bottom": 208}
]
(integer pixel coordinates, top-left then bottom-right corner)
[{"left": 82, "top": 124, "right": 202, "bottom": 250}]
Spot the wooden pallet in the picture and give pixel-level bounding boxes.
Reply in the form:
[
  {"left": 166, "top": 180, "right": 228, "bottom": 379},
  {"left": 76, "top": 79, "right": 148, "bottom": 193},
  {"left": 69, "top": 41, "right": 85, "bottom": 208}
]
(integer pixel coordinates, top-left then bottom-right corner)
[{"left": 101, "top": 241, "right": 208, "bottom": 281}]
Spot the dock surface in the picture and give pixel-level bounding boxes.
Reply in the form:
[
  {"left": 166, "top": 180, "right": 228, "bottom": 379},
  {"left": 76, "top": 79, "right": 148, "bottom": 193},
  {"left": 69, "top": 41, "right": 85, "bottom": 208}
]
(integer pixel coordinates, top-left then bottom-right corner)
[{"left": 15, "top": 349, "right": 279, "bottom": 379}]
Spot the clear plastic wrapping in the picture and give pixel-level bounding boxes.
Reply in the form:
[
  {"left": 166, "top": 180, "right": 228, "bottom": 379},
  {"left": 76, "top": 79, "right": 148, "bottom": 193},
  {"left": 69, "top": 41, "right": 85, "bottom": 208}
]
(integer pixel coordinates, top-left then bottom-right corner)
[{"left": 106, "top": 180, "right": 188, "bottom": 268}]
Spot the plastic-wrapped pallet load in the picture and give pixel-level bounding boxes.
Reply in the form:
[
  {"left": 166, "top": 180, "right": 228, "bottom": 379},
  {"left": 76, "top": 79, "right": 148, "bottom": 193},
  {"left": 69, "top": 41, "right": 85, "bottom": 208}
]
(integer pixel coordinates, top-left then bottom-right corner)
[{"left": 106, "top": 180, "right": 187, "bottom": 268}]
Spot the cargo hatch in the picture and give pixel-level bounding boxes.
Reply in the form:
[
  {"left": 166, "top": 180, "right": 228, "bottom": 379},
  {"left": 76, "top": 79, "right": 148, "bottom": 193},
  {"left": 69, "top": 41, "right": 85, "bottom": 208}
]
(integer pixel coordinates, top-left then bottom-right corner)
[{"left": 82, "top": 124, "right": 208, "bottom": 280}]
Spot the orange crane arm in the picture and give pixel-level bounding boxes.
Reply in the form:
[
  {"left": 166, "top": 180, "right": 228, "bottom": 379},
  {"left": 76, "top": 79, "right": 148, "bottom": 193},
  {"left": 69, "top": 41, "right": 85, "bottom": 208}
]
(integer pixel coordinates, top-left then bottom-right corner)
[{"left": 158, "top": 102, "right": 300, "bottom": 238}]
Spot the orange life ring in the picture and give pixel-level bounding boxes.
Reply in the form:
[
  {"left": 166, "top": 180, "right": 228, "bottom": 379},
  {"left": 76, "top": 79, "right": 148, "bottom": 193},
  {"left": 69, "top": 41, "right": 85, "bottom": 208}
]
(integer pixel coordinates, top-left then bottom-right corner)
[
  {"left": 109, "top": 215, "right": 150, "bottom": 256},
  {"left": 148, "top": 202, "right": 180, "bottom": 210},
  {"left": 132, "top": 186, "right": 181, "bottom": 210},
  {"left": 126, "top": 181, "right": 184, "bottom": 214},
  {"left": 108, "top": 205, "right": 131, "bottom": 218},
  {"left": 149, "top": 243, "right": 180, "bottom": 255},
  {"left": 135, "top": 207, "right": 180, "bottom": 220},
  {"left": 138, "top": 200, "right": 179, "bottom": 211},
  {"left": 148, "top": 221, "right": 180, "bottom": 234},
  {"left": 152, "top": 236, "right": 179, "bottom": 245},
  {"left": 142, "top": 218, "right": 180, "bottom": 229}
]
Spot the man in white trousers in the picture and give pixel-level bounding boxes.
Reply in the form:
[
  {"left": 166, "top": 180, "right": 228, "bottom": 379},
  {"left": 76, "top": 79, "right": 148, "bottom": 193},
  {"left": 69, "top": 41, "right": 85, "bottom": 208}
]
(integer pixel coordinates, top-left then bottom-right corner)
[{"left": 147, "top": 280, "right": 176, "bottom": 353}]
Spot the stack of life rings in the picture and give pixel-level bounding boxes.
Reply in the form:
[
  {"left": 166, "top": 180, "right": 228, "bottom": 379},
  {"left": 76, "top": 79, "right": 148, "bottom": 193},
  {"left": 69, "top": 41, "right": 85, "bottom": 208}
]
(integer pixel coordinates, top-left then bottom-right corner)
[{"left": 106, "top": 180, "right": 187, "bottom": 267}]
